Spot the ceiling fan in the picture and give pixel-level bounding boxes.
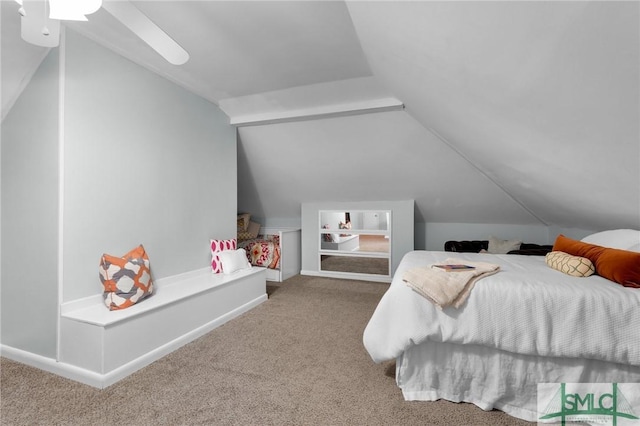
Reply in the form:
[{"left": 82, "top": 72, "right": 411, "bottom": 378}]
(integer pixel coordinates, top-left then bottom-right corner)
[{"left": 15, "top": 0, "right": 189, "bottom": 65}]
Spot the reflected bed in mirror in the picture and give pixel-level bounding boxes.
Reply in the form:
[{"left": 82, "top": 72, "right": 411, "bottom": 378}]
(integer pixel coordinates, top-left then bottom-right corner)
[{"left": 320, "top": 255, "right": 390, "bottom": 276}]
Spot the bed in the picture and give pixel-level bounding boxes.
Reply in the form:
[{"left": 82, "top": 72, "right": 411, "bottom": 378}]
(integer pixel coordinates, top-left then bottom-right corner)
[{"left": 363, "top": 230, "right": 640, "bottom": 422}]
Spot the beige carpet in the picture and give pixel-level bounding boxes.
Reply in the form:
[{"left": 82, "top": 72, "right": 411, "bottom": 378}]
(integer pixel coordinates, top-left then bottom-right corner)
[{"left": 1, "top": 275, "right": 529, "bottom": 425}]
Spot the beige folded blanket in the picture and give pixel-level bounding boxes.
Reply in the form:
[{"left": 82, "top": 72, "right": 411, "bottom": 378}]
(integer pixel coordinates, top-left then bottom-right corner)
[{"left": 403, "top": 258, "right": 500, "bottom": 309}]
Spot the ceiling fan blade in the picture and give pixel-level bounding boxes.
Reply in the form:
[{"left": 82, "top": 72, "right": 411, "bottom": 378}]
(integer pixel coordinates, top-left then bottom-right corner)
[
  {"left": 101, "top": 0, "right": 189, "bottom": 65},
  {"left": 20, "top": 0, "right": 61, "bottom": 47}
]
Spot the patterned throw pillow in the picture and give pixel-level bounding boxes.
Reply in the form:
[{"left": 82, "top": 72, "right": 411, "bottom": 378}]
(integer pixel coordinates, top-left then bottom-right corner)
[
  {"left": 553, "top": 234, "right": 640, "bottom": 287},
  {"left": 247, "top": 240, "right": 281, "bottom": 269},
  {"left": 238, "top": 221, "right": 261, "bottom": 241},
  {"left": 487, "top": 236, "right": 522, "bottom": 254},
  {"left": 210, "top": 238, "right": 237, "bottom": 273},
  {"left": 545, "top": 251, "right": 595, "bottom": 277},
  {"left": 237, "top": 214, "right": 250, "bottom": 232},
  {"left": 100, "top": 245, "right": 154, "bottom": 311}
]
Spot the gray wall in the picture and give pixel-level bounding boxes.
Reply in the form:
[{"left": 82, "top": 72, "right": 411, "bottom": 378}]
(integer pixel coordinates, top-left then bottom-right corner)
[
  {"left": 235, "top": 2, "right": 638, "bottom": 239},
  {"left": 1, "top": 50, "right": 59, "bottom": 358},
  {"left": 62, "top": 31, "right": 237, "bottom": 302},
  {"left": 1, "top": 30, "right": 237, "bottom": 358},
  {"left": 417, "top": 222, "right": 595, "bottom": 252},
  {"left": 236, "top": 110, "right": 598, "bottom": 251},
  {"left": 237, "top": 111, "right": 541, "bottom": 228}
]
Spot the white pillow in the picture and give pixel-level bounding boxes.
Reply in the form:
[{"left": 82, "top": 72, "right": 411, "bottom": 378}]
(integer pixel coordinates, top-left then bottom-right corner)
[
  {"left": 581, "top": 229, "right": 640, "bottom": 251},
  {"left": 487, "top": 236, "right": 522, "bottom": 254},
  {"left": 217, "top": 249, "right": 251, "bottom": 274}
]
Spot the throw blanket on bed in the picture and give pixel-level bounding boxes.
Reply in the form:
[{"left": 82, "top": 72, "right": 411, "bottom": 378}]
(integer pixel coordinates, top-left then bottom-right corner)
[{"left": 403, "top": 258, "right": 500, "bottom": 308}]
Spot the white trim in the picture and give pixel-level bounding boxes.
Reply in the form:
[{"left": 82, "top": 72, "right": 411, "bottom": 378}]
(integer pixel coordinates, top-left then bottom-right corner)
[
  {"left": 1, "top": 345, "right": 104, "bottom": 387},
  {"left": 230, "top": 98, "right": 404, "bottom": 127},
  {"left": 59, "top": 267, "right": 213, "bottom": 316},
  {"left": 61, "top": 267, "right": 256, "bottom": 327},
  {"left": 59, "top": 293, "right": 103, "bottom": 316},
  {"left": 56, "top": 25, "right": 66, "bottom": 362},
  {"left": 318, "top": 250, "right": 389, "bottom": 258},
  {"left": 3, "top": 294, "right": 267, "bottom": 389},
  {"left": 301, "top": 269, "right": 391, "bottom": 283}
]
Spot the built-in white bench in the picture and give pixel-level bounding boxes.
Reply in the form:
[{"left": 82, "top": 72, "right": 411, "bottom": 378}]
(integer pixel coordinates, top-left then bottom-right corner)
[{"left": 59, "top": 266, "right": 266, "bottom": 389}]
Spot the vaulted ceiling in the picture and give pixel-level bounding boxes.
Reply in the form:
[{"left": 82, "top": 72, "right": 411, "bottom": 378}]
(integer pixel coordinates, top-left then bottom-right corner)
[{"left": 2, "top": 1, "right": 638, "bottom": 231}]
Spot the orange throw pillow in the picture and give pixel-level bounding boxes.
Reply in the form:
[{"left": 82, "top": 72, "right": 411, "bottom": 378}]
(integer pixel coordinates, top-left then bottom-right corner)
[
  {"left": 100, "top": 244, "right": 154, "bottom": 310},
  {"left": 552, "top": 234, "right": 640, "bottom": 288}
]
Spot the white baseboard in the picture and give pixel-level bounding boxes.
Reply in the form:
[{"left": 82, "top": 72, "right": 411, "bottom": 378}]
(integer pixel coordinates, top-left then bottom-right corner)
[
  {"left": 1, "top": 345, "right": 106, "bottom": 387},
  {"left": 301, "top": 269, "right": 391, "bottom": 283},
  {"left": 2, "top": 294, "right": 267, "bottom": 389}
]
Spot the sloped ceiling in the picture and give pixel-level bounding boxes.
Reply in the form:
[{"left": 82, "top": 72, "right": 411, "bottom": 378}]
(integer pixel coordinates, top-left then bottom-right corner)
[
  {"left": 1, "top": 1, "right": 50, "bottom": 120},
  {"left": 2, "top": 1, "right": 638, "bottom": 231},
  {"left": 345, "top": 1, "right": 639, "bottom": 231},
  {"left": 237, "top": 110, "right": 542, "bottom": 225},
  {"left": 1, "top": 0, "right": 372, "bottom": 106}
]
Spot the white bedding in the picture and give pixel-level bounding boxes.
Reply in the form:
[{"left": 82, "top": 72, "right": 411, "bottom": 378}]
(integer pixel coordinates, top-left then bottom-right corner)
[
  {"left": 363, "top": 250, "right": 640, "bottom": 366},
  {"left": 396, "top": 340, "right": 640, "bottom": 422}
]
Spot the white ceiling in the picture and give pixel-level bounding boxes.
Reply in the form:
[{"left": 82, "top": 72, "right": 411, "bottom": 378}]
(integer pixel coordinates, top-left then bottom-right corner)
[
  {"left": 2, "top": 1, "right": 639, "bottom": 231},
  {"left": 2, "top": 0, "right": 374, "bottom": 116},
  {"left": 346, "top": 1, "right": 639, "bottom": 230}
]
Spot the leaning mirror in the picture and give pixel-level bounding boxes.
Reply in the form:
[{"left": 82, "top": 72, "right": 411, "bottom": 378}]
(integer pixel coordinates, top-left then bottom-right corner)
[{"left": 318, "top": 210, "right": 391, "bottom": 278}]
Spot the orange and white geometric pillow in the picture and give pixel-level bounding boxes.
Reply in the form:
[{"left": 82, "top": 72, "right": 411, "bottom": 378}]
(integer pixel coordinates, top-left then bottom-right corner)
[
  {"left": 545, "top": 251, "right": 595, "bottom": 277},
  {"left": 100, "top": 244, "right": 154, "bottom": 310},
  {"left": 210, "top": 238, "right": 237, "bottom": 273}
]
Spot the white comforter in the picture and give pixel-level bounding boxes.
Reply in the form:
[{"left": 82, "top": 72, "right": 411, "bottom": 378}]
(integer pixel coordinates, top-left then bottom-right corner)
[{"left": 363, "top": 251, "right": 640, "bottom": 366}]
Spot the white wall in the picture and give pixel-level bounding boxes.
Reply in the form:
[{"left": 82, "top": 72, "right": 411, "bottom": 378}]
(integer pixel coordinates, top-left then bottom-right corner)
[{"left": 1, "top": 50, "right": 59, "bottom": 358}]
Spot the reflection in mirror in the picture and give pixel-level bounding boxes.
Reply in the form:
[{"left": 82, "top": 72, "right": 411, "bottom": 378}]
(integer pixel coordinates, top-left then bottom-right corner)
[
  {"left": 320, "top": 255, "right": 389, "bottom": 276},
  {"left": 318, "top": 210, "right": 392, "bottom": 278},
  {"left": 320, "top": 210, "right": 390, "bottom": 231},
  {"left": 321, "top": 233, "right": 389, "bottom": 253}
]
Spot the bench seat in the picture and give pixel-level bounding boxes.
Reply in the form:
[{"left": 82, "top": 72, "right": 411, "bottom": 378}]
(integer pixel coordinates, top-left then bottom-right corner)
[{"left": 59, "top": 266, "right": 266, "bottom": 388}]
